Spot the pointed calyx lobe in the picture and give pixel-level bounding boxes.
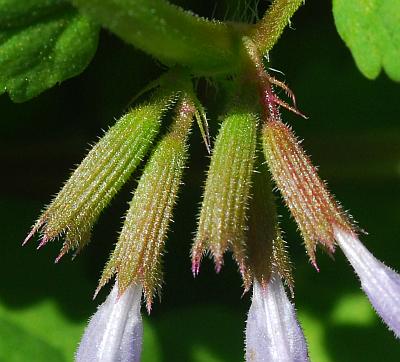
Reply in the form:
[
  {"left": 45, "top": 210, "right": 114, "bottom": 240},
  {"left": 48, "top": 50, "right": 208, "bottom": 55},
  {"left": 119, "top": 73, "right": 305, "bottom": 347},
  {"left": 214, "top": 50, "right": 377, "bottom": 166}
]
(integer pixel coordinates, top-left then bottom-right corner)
[
  {"left": 192, "top": 74, "right": 294, "bottom": 290},
  {"left": 242, "top": 37, "right": 355, "bottom": 266},
  {"left": 262, "top": 120, "right": 354, "bottom": 264},
  {"left": 24, "top": 87, "right": 179, "bottom": 260},
  {"left": 192, "top": 100, "right": 258, "bottom": 285},
  {"left": 98, "top": 94, "right": 195, "bottom": 311}
]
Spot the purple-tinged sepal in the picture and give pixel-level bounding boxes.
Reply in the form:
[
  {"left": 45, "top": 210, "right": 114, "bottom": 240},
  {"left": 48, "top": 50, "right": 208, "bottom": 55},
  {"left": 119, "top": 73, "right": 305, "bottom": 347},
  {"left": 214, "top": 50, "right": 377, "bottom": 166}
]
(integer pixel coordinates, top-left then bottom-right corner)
[
  {"left": 76, "top": 283, "right": 143, "bottom": 362},
  {"left": 334, "top": 227, "right": 400, "bottom": 338},
  {"left": 262, "top": 119, "right": 354, "bottom": 267},
  {"left": 245, "top": 272, "right": 309, "bottom": 362}
]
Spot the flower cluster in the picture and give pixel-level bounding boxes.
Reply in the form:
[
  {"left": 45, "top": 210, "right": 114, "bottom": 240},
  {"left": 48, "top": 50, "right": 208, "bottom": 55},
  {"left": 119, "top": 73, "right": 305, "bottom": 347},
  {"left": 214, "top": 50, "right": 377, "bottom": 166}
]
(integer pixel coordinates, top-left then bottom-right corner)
[{"left": 25, "top": 39, "right": 399, "bottom": 361}]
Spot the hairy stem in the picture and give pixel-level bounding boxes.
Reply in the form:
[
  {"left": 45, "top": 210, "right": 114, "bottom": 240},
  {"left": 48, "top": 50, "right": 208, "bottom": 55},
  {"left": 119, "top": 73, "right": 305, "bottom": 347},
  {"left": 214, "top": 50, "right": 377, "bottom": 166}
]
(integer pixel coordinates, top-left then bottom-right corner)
[
  {"left": 72, "top": 0, "right": 246, "bottom": 75},
  {"left": 250, "top": 0, "right": 304, "bottom": 55}
]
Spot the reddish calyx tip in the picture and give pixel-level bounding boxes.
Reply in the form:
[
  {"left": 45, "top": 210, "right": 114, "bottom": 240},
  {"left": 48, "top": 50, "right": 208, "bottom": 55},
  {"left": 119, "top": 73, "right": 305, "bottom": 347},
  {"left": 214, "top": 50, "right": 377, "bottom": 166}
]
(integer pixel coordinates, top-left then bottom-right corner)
[
  {"left": 93, "top": 286, "right": 102, "bottom": 300},
  {"left": 22, "top": 229, "right": 36, "bottom": 246},
  {"left": 54, "top": 251, "right": 65, "bottom": 264},
  {"left": 214, "top": 261, "right": 223, "bottom": 274},
  {"left": 23, "top": 221, "right": 45, "bottom": 246},
  {"left": 213, "top": 252, "right": 225, "bottom": 274},
  {"left": 191, "top": 254, "right": 202, "bottom": 276},
  {"left": 311, "top": 260, "right": 320, "bottom": 272},
  {"left": 146, "top": 302, "right": 152, "bottom": 315},
  {"left": 36, "top": 236, "right": 49, "bottom": 250},
  {"left": 192, "top": 262, "right": 200, "bottom": 277},
  {"left": 241, "top": 283, "right": 251, "bottom": 297}
]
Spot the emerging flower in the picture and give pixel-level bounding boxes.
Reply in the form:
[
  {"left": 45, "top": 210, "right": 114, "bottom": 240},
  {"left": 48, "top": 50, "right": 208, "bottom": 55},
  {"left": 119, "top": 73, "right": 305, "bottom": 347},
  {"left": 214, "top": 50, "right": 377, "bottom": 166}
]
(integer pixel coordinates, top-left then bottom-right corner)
[
  {"left": 256, "top": 68, "right": 400, "bottom": 340},
  {"left": 76, "top": 283, "right": 143, "bottom": 362},
  {"left": 334, "top": 227, "right": 400, "bottom": 338},
  {"left": 242, "top": 37, "right": 400, "bottom": 358},
  {"left": 246, "top": 271, "right": 309, "bottom": 362}
]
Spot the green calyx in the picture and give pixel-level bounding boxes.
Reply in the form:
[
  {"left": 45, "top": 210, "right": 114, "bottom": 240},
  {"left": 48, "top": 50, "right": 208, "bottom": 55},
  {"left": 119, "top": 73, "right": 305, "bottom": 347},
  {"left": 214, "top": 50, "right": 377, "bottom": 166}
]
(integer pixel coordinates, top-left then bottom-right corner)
[
  {"left": 22, "top": 0, "right": 311, "bottom": 304},
  {"left": 26, "top": 86, "right": 179, "bottom": 259},
  {"left": 192, "top": 102, "right": 258, "bottom": 284},
  {"left": 98, "top": 93, "right": 195, "bottom": 311}
]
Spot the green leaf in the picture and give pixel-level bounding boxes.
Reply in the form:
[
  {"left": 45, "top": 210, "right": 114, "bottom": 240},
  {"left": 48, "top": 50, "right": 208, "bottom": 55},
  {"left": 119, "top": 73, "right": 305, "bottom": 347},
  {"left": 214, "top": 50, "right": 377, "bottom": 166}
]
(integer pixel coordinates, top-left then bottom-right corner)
[
  {"left": 0, "top": 1, "right": 100, "bottom": 102},
  {"left": 333, "top": 0, "right": 400, "bottom": 81},
  {"left": 330, "top": 293, "right": 375, "bottom": 326},
  {"left": 0, "top": 301, "right": 83, "bottom": 361}
]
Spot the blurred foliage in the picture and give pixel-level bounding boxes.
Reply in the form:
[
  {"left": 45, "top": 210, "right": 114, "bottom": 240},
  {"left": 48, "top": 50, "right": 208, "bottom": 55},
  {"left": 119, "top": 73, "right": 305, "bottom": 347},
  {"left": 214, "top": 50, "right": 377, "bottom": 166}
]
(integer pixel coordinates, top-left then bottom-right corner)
[
  {"left": 0, "top": 0, "right": 99, "bottom": 102},
  {"left": 0, "top": 0, "right": 399, "bottom": 361}
]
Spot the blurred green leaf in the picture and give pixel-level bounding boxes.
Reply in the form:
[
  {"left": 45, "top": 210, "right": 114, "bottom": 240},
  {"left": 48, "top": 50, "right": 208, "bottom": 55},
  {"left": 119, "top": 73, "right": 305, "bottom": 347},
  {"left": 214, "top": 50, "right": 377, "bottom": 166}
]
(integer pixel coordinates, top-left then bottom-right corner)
[
  {"left": 0, "top": 300, "right": 84, "bottom": 361},
  {"left": 298, "top": 311, "right": 332, "bottom": 362},
  {"left": 151, "top": 306, "right": 244, "bottom": 362},
  {"left": 0, "top": 317, "right": 64, "bottom": 361},
  {"left": 0, "top": 0, "right": 68, "bottom": 27},
  {"left": 330, "top": 293, "right": 375, "bottom": 326},
  {"left": 333, "top": 0, "right": 400, "bottom": 81},
  {"left": 0, "top": 0, "right": 99, "bottom": 102}
]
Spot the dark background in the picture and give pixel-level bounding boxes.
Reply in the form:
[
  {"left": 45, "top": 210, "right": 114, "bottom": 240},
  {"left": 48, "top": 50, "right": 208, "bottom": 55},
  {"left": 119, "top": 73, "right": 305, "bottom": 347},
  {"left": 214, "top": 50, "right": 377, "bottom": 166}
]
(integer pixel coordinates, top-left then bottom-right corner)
[{"left": 1, "top": 1, "right": 399, "bottom": 360}]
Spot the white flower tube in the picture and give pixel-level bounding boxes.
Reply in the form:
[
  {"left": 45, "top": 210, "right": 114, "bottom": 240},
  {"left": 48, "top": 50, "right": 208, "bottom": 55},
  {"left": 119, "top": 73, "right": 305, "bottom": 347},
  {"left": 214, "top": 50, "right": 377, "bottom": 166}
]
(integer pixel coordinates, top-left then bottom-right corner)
[
  {"left": 334, "top": 227, "right": 400, "bottom": 338},
  {"left": 245, "top": 273, "right": 309, "bottom": 362},
  {"left": 76, "top": 283, "right": 143, "bottom": 362}
]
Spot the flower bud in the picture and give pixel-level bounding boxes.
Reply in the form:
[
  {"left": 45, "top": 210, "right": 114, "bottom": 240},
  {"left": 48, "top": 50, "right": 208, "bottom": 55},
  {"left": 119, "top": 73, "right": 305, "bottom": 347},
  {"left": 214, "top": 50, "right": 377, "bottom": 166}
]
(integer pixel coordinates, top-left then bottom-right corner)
[
  {"left": 25, "top": 90, "right": 178, "bottom": 259},
  {"left": 98, "top": 95, "right": 195, "bottom": 311},
  {"left": 76, "top": 283, "right": 143, "bottom": 362},
  {"left": 245, "top": 272, "right": 309, "bottom": 362},
  {"left": 192, "top": 109, "right": 257, "bottom": 279},
  {"left": 334, "top": 227, "right": 400, "bottom": 338}
]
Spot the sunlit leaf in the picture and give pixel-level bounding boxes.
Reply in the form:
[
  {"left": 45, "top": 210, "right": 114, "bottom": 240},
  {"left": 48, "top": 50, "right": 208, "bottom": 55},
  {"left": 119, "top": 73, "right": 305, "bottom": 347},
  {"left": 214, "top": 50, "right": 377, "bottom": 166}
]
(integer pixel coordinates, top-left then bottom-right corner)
[
  {"left": 333, "top": 0, "right": 400, "bottom": 81},
  {"left": 0, "top": 0, "right": 99, "bottom": 102}
]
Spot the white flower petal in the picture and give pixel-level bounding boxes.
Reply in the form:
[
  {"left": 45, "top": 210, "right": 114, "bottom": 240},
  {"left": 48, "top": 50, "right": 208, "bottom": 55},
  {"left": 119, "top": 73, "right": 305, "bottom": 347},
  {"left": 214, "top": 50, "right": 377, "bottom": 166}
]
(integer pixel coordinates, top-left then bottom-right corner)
[
  {"left": 76, "top": 283, "right": 143, "bottom": 362},
  {"left": 334, "top": 227, "right": 400, "bottom": 338},
  {"left": 245, "top": 273, "right": 309, "bottom": 362}
]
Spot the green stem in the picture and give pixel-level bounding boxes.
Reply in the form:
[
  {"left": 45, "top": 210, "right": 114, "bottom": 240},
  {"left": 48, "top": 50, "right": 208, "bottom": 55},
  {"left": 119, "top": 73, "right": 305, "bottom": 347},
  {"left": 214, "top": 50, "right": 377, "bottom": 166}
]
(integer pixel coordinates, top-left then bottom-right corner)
[
  {"left": 72, "top": 0, "right": 246, "bottom": 75},
  {"left": 249, "top": 0, "right": 304, "bottom": 55}
]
